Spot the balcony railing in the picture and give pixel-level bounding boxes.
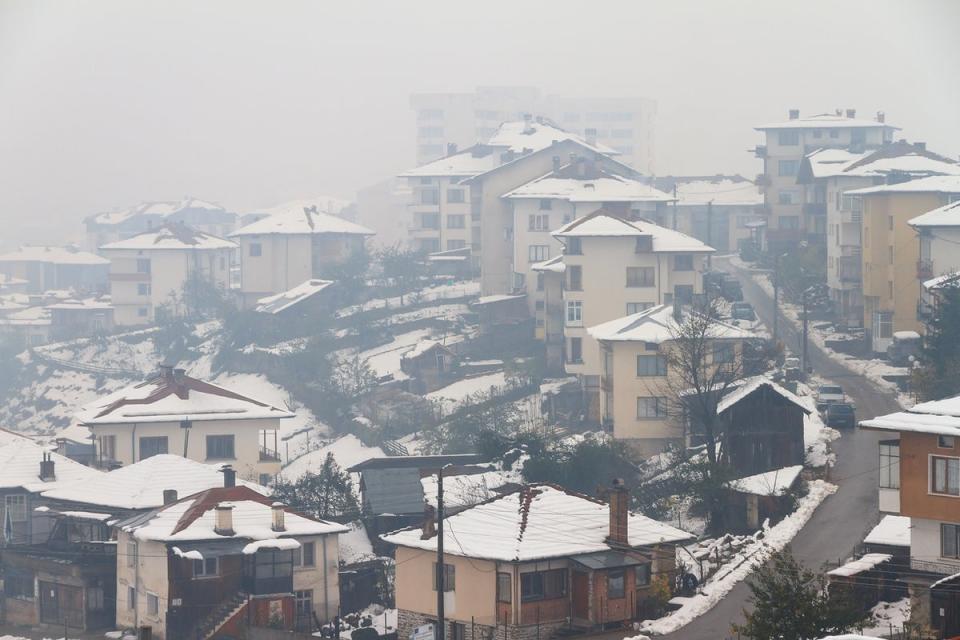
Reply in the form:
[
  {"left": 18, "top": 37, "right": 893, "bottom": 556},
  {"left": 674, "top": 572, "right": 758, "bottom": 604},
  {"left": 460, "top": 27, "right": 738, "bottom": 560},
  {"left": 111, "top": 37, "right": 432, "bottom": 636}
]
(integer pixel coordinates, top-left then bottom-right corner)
[
  {"left": 917, "top": 259, "right": 934, "bottom": 280},
  {"left": 259, "top": 446, "right": 281, "bottom": 462},
  {"left": 838, "top": 256, "right": 862, "bottom": 283},
  {"left": 803, "top": 202, "right": 827, "bottom": 216}
]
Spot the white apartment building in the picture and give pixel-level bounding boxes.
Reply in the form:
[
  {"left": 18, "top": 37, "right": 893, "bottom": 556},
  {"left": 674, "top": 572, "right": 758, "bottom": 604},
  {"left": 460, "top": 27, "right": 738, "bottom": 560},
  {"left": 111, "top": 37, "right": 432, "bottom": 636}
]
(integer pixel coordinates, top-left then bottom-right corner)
[
  {"left": 99, "top": 224, "right": 236, "bottom": 326},
  {"left": 753, "top": 109, "right": 896, "bottom": 252},
  {"left": 910, "top": 200, "right": 960, "bottom": 317},
  {"left": 410, "top": 86, "right": 656, "bottom": 172}
]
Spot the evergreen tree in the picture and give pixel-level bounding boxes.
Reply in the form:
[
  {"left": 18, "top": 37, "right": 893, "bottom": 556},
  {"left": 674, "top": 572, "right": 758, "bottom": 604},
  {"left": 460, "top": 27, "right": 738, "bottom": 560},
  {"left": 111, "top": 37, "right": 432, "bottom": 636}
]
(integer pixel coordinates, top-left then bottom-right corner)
[
  {"left": 733, "top": 549, "right": 865, "bottom": 640},
  {"left": 272, "top": 453, "right": 359, "bottom": 521},
  {"left": 914, "top": 283, "right": 960, "bottom": 400}
]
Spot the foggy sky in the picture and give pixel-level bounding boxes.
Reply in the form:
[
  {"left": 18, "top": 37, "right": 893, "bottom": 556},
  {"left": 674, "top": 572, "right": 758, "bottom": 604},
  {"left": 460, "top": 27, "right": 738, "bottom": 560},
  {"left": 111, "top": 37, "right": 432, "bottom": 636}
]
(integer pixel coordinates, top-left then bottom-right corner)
[{"left": 1, "top": 0, "right": 958, "bottom": 249}]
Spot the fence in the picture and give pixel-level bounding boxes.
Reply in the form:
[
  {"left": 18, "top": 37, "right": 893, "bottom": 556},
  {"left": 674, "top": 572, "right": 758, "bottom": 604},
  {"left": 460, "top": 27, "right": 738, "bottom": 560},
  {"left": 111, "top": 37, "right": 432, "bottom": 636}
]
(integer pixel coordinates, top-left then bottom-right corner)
[{"left": 30, "top": 348, "right": 143, "bottom": 378}]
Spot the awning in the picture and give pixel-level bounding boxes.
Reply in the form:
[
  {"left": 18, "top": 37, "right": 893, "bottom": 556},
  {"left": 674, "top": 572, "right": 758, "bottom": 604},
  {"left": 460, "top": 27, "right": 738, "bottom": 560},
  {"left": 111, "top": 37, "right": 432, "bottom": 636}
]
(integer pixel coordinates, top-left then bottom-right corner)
[{"left": 570, "top": 550, "right": 648, "bottom": 570}]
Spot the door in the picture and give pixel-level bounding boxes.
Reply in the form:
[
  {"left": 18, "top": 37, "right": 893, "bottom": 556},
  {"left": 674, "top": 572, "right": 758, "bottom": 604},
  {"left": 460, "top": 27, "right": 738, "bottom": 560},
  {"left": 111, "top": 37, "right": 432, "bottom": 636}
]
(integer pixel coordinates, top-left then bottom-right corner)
[
  {"left": 572, "top": 570, "right": 590, "bottom": 620},
  {"left": 40, "top": 582, "right": 59, "bottom": 624}
]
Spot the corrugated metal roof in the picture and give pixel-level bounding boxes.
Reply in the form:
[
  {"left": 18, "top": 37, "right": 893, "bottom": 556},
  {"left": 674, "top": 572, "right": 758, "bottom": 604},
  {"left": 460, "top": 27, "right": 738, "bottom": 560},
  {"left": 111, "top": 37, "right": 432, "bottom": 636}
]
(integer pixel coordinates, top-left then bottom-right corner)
[{"left": 362, "top": 468, "right": 426, "bottom": 516}]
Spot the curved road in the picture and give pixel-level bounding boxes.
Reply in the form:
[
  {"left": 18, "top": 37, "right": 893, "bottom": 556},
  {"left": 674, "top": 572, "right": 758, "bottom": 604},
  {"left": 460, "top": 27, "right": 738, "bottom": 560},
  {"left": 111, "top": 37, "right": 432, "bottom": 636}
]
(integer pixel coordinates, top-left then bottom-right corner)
[{"left": 656, "top": 258, "right": 904, "bottom": 639}]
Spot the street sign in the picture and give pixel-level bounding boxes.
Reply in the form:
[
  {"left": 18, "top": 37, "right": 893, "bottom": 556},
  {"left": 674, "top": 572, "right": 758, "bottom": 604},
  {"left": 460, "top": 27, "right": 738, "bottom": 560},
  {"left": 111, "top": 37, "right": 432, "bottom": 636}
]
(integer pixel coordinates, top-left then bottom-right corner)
[{"left": 411, "top": 623, "right": 435, "bottom": 640}]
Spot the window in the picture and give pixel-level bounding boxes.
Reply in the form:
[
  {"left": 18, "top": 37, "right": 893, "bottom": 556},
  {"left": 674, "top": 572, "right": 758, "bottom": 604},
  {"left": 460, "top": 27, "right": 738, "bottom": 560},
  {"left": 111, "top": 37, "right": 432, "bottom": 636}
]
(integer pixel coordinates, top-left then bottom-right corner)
[
  {"left": 875, "top": 312, "right": 893, "bottom": 340},
  {"left": 812, "top": 129, "right": 823, "bottom": 139},
  {"left": 607, "top": 570, "right": 626, "bottom": 599},
  {"left": 127, "top": 586, "right": 136, "bottom": 611},
  {"left": 568, "top": 337, "right": 583, "bottom": 364},
  {"left": 778, "top": 131, "right": 800, "bottom": 146},
  {"left": 565, "top": 301, "right": 583, "bottom": 327},
  {"left": 528, "top": 245, "right": 550, "bottom": 262},
  {"left": 626, "top": 267, "right": 656, "bottom": 288},
  {"left": 637, "top": 355, "right": 667, "bottom": 377},
  {"left": 879, "top": 441, "right": 900, "bottom": 490},
  {"left": 888, "top": 246, "right": 894, "bottom": 264},
  {"left": 674, "top": 255, "right": 694, "bottom": 271},
  {"left": 496, "top": 573, "right": 512, "bottom": 603},
  {"left": 778, "top": 160, "right": 799, "bottom": 177},
  {"left": 566, "top": 237, "right": 582, "bottom": 255},
  {"left": 249, "top": 243, "right": 262, "bottom": 257},
  {"left": 779, "top": 216, "right": 800, "bottom": 230},
  {"left": 536, "top": 273, "right": 544, "bottom": 292},
  {"left": 255, "top": 549, "right": 294, "bottom": 580},
  {"left": 294, "top": 542, "right": 315, "bottom": 567},
  {"left": 830, "top": 130, "right": 840, "bottom": 139},
  {"left": 446, "top": 214, "right": 465, "bottom": 229},
  {"left": 568, "top": 265, "right": 582, "bottom": 291},
  {"left": 86, "top": 586, "right": 105, "bottom": 611},
  {"left": 99, "top": 435, "right": 116, "bottom": 461},
  {"left": 126, "top": 541, "right": 137, "bottom": 568},
  {"left": 939, "top": 436, "right": 956, "bottom": 449},
  {"left": 446, "top": 240, "right": 466, "bottom": 251},
  {"left": 635, "top": 564, "right": 652, "bottom": 587},
  {"left": 137, "top": 283, "right": 151, "bottom": 296},
  {"left": 778, "top": 190, "right": 798, "bottom": 205},
  {"left": 259, "top": 473, "right": 272, "bottom": 486},
  {"left": 528, "top": 214, "right": 549, "bottom": 231},
  {"left": 6, "top": 573, "right": 33, "bottom": 600},
  {"left": 193, "top": 557, "right": 219, "bottom": 577},
  {"left": 147, "top": 593, "right": 159, "bottom": 616},
  {"left": 520, "top": 569, "right": 567, "bottom": 602},
  {"left": 295, "top": 590, "right": 314, "bottom": 619},
  {"left": 713, "top": 343, "right": 735, "bottom": 364},
  {"left": 942, "top": 524, "right": 960, "bottom": 559},
  {"left": 539, "top": 199, "right": 553, "bottom": 210},
  {"left": 420, "top": 189, "right": 440, "bottom": 205},
  {"left": 932, "top": 456, "right": 960, "bottom": 496},
  {"left": 206, "top": 435, "right": 235, "bottom": 460},
  {"left": 136, "top": 259, "right": 151, "bottom": 274},
  {"left": 627, "top": 302, "right": 653, "bottom": 315},
  {"left": 138, "top": 307, "right": 148, "bottom": 318},
  {"left": 432, "top": 563, "right": 455, "bottom": 591},
  {"left": 421, "top": 213, "right": 440, "bottom": 230},
  {"left": 139, "top": 436, "right": 168, "bottom": 460},
  {"left": 637, "top": 397, "right": 668, "bottom": 419},
  {"left": 5, "top": 494, "right": 26, "bottom": 524}
]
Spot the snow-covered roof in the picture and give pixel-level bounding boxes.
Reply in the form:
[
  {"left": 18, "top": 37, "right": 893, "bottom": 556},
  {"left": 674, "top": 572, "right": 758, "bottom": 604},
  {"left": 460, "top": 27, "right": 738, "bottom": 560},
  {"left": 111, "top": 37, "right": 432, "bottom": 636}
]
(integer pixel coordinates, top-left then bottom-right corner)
[
  {"left": 0, "top": 440, "right": 101, "bottom": 493},
  {"left": 402, "top": 339, "right": 452, "bottom": 361},
  {"left": 588, "top": 305, "right": 756, "bottom": 344},
  {"left": 381, "top": 484, "right": 691, "bottom": 562},
  {"left": 231, "top": 207, "right": 374, "bottom": 237},
  {"left": 860, "top": 394, "right": 960, "bottom": 436},
  {"left": 99, "top": 224, "right": 237, "bottom": 251},
  {"left": 553, "top": 211, "right": 714, "bottom": 253},
  {"left": 486, "top": 119, "right": 618, "bottom": 155},
  {"left": 40, "top": 454, "right": 268, "bottom": 510},
  {"left": 924, "top": 272, "right": 960, "bottom": 291},
  {"left": 119, "top": 486, "right": 348, "bottom": 542},
  {"left": 668, "top": 176, "right": 764, "bottom": 207},
  {"left": 0, "top": 306, "right": 52, "bottom": 326},
  {"left": 0, "top": 246, "right": 108, "bottom": 266},
  {"left": 471, "top": 294, "right": 526, "bottom": 306},
  {"left": 46, "top": 297, "right": 114, "bottom": 311},
  {"left": 727, "top": 465, "right": 803, "bottom": 496},
  {"left": 77, "top": 367, "right": 296, "bottom": 425},
  {"left": 804, "top": 148, "right": 869, "bottom": 179},
  {"left": 255, "top": 279, "right": 334, "bottom": 314},
  {"left": 843, "top": 153, "right": 960, "bottom": 179},
  {"left": 827, "top": 553, "right": 892, "bottom": 578},
  {"left": 716, "top": 376, "right": 811, "bottom": 415},
  {"left": 399, "top": 145, "right": 499, "bottom": 178},
  {"left": 530, "top": 255, "right": 566, "bottom": 274},
  {"left": 846, "top": 175, "right": 960, "bottom": 196},
  {"left": 863, "top": 515, "right": 911, "bottom": 548},
  {"left": 755, "top": 113, "right": 897, "bottom": 131},
  {"left": 0, "top": 274, "right": 28, "bottom": 286},
  {"left": 87, "top": 197, "right": 228, "bottom": 226},
  {"left": 420, "top": 470, "right": 511, "bottom": 511},
  {"left": 503, "top": 170, "right": 672, "bottom": 204},
  {"left": 909, "top": 200, "right": 960, "bottom": 228}
]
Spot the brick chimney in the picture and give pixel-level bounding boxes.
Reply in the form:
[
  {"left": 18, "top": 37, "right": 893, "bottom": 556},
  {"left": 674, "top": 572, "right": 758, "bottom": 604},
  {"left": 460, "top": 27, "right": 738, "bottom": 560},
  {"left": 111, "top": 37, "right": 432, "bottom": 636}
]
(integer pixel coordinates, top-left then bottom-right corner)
[
  {"left": 607, "top": 478, "right": 629, "bottom": 546},
  {"left": 222, "top": 465, "right": 236, "bottom": 488},
  {"left": 788, "top": 109, "right": 800, "bottom": 120},
  {"left": 214, "top": 502, "right": 235, "bottom": 536},
  {"left": 876, "top": 111, "right": 886, "bottom": 123},
  {"left": 915, "top": 142, "right": 927, "bottom": 152},
  {"left": 172, "top": 368, "right": 189, "bottom": 399},
  {"left": 447, "top": 142, "right": 458, "bottom": 156},
  {"left": 420, "top": 503, "right": 437, "bottom": 540},
  {"left": 162, "top": 489, "right": 178, "bottom": 505},
  {"left": 271, "top": 502, "right": 286, "bottom": 532},
  {"left": 846, "top": 108, "right": 856, "bottom": 119},
  {"left": 39, "top": 451, "right": 55, "bottom": 481}
]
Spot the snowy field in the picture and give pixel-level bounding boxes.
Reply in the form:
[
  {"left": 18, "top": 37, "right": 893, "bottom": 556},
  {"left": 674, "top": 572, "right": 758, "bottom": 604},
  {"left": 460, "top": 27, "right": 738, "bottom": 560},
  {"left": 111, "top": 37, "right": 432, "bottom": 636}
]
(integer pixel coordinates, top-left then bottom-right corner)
[{"left": 279, "top": 434, "right": 384, "bottom": 483}]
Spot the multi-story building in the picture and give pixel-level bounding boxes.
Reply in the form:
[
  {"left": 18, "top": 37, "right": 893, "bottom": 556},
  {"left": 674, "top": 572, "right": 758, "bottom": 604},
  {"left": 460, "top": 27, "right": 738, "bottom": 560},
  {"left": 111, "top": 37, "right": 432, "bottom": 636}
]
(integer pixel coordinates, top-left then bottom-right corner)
[
  {"left": 753, "top": 109, "right": 896, "bottom": 252},
  {"left": 99, "top": 224, "right": 236, "bottom": 326},
  {"left": 588, "top": 305, "right": 754, "bottom": 454},
  {"left": 909, "top": 200, "right": 960, "bottom": 320},
  {"left": 353, "top": 178, "right": 413, "bottom": 250},
  {"left": 410, "top": 86, "right": 656, "bottom": 172},
  {"left": 798, "top": 142, "right": 960, "bottom": 327},
  {"left": 0, "top": 245, "right": 109, "bottom": 295},
  {"left": 861, "top": 398, "right": 960, "bottom": 634},
  {"left": 654, "top": 175, "right": 764, "bottom": 253},
  {"left": 85, "top": 198, "right": 238, "bottom": 253},
  {"left": 847, "top": 175, "right": 960, "bottom": 353}
]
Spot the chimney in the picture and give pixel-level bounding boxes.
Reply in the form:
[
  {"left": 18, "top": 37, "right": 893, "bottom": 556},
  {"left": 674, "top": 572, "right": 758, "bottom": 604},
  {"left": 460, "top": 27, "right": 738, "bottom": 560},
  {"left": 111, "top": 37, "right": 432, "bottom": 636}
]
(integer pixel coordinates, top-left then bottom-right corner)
[
  {"left": 162, "top": 489, "right": 178, "bottom": 505},
  {"left": 222, "top": 465, "right": 236, "bottom": 488},
  {"left": 420, "top": 503, "right": 437, "bottom": 540},
  {"left": 876, "top": 111, "right": 886, "bottom": 123},
  {"left": 158, "top": 364, "right": 174, "bottom": 379},
  {"left": 39, "top": 451, "right": 55, "bottom": 481},
  {"left": 846, "top": 108, "right": 856, "bottom": 119},
  {"left": 585, "top": 128, "right": 598, "bottom": 146},
  {"left": 673, "top": 299, "right": 683, "bottom": 322},
  {"left": 607, "top": 479, "right": 629, "bottom": 546},
  {"left": 915, "top": 142, "right": 927, "bottom": 152},
  {"left": 214, "top": 502, "right": 235, "bottom": 536},
  {"left": 446, "top": 142, "right": 458, "bottom": 156},
  {"left": 172, "top": 368, "right": 188, "bottom": 399},
  {"left": 522, "top": 113, "right": 534, "bottom": 134},
  {"left": 552, "top": 155, "right": 561, "bottom": 172},
  {"left": 271, "top": 502, "right": 286, "bottom": 532},
  {"left": 788, "top": 109, "right": 800, "bottom": 120}
]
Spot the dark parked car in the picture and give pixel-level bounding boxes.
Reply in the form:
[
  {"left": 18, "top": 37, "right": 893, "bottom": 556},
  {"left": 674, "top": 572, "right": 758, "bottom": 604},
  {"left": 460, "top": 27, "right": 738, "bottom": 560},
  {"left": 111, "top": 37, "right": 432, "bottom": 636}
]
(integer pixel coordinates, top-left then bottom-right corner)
[
  {"left": 731, "top": 302, "right": 756, "bottom": 321},
  {"left": 825, "top": 402, "right": 856, "bottom": 429},
  {"left": 721, "top": 275, "right": 743, "bottom": 302}
]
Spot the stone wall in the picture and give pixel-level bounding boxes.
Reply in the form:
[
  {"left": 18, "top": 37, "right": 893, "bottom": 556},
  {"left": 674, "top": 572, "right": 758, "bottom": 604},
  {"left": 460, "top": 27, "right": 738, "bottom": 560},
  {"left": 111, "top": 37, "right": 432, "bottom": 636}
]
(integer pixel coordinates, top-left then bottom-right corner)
[{"left": 398, "top": 609, "right": 568, "bottom": 640}]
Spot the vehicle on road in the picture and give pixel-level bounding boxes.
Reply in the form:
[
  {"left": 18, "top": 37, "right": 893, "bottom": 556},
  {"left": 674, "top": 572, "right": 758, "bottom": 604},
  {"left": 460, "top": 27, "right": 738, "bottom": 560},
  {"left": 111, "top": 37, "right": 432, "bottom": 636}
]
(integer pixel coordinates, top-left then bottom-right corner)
[
  {"left": 730, "top": 301, "right": 756, "bottom": 321},
  {"left": 817, "top": 384, "right": 845, "bottom": 405},
  {"left": 887, "top": 330, "right": 921, "bottom": 366},
  {"left": 824, "top": 402, "right": 856, "bottom": 429},
  {"left": 721, "top": 275, "right": 743, "bottom": 302}
]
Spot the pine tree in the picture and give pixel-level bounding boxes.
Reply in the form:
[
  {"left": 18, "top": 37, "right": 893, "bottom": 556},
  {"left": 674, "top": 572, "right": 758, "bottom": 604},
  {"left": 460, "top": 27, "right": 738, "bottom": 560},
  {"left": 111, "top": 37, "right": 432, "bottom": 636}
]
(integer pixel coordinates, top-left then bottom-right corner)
[
  {"left": 272, "top": 453, "right": 359, "bottom": 521},
  {"left": 734, "top": 549, "right": 865, "bottom": 640},
  {"left": 914, "top": 283, "right": 960, "bottom": 400}
]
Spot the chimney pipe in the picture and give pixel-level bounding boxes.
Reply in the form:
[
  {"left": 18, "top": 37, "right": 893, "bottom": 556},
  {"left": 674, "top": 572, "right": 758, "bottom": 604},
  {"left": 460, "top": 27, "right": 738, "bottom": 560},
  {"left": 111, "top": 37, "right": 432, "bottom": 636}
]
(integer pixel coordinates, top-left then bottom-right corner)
[
  {"left": 446, "top": 142, "right": 458, "bottom": 156},
  {"left": 163, "top": 489, "right": 178, "bottom": 505},
  {"left": 846, "top": 108, "right": 856, "bottom": 119},
  {"left": 420, "top": 503, "right": 437, "bottom": 540},
  {"left": 222, "top": 465, "right": 236, "bottom": 488},
  {"left": 39, "top": 451, "right": 55, "bottom": 481},
  {"left": 271, "top": 502, "right": 286, "bottom": 532},
  {"left": 876, "top": 111, "right": 885, "bottom": 123},
  {"left": 158, "top": 364, "right": 174, "bottom": 379},
  {"left": 585, "top": 128, "right": 598, "bottom": 147},
  {"left": 915, "top": 142, "right": 926, "bottom": 152},
  {"left": 607, "top": 479, "right": 629, "bottom": 546},
  {"left": 788, "top": 109, "right": 799, "bottom": 120},
  {"left": 214, "top": 502, "right": 235, "bottom": 536}
]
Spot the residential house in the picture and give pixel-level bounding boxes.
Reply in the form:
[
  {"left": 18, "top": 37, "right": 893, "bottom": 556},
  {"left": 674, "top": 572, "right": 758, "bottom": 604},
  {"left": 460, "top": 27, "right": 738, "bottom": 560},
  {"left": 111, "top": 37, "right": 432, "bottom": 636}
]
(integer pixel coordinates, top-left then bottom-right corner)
[
  {"left": 254, "top": 279, "right": 335, "bottom": 317},
  {"left": 588, "top": 305, "right": 755, "bottom": 454},
  {"left": 99, "top": 223, "right": 236, "bottom": 326},
  {"left": 552, "top": 211, "right": 714, "bottom": 421},
  {"left": 909, "top": 200, "right": 960, "bottom": 321},
  {"left": 115, "top": 485, "right": 347, "bottom": 639},
  {"left": 859, "top": 396, "right": 960, "bottom": 634},
  {"left": 230, "top": 205, "right": 374, "bottom": 307},
  {"left": 753, "top": 109, "right": 896, "bottom": 251},
  {"left": 847, "top": 175, "right": 960, "bottom": 353},
  {"left": 725, "top": 465, "right": 803, "bottom": 532},
  {"left": 382, "top": 482, "right": 691, "bottom": 640},
  {"left": 798, "top": 142, "right": 960, "bottom": 326},
  {"left": 399, "top": 340, "right": 458, "bottom": 394},
  {"left": 654, "top": 175, "right": 764, "bottom": 253},
  {"left": 0, "top": 305, "right": 52, "bottom": 347},
  {"left": 76, "top": 364, "right": 294, "bottom": 484},
  {"left": 47, "top": 297, "right": 114, "bottom": 340},
  {"left": 0, "top": 246, "right": 109, "bottom": 295},
  {"left": 84, "top": 198, "right": 238, "bottom": 252}
]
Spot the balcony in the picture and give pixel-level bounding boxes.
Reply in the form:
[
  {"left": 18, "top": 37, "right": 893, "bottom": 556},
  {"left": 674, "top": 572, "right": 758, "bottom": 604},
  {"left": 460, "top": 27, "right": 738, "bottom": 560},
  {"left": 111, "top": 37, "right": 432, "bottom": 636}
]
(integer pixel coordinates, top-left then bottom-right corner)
[
  {"left": 918, "top": 259, "right": 934, "bottom": 280},
  {"left": 803, "top": 202, "right": 827, "bottom": 216},
  {"left": 838, "top": 256, "right": 862, "bottom": 283},
  {"left": 259, "top": 446, "right": 280, "bottom": 462},
  {"left": 753, "top": 145, "right": 767, "bottom": 158}
]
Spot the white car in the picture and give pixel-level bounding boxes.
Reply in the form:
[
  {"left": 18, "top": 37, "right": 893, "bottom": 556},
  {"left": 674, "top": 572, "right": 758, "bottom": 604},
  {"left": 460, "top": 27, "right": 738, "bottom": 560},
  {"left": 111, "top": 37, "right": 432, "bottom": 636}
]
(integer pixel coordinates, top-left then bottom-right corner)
[{"left": 817, "top": 384, "right": 845, "bottom": 405}]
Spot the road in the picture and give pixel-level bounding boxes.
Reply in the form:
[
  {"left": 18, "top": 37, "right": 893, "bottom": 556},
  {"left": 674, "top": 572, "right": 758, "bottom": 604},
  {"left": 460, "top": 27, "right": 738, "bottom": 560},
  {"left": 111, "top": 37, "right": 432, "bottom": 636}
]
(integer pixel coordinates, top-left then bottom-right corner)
[{"left": 655, "top": 257, "right": 904, "bottom": 639}]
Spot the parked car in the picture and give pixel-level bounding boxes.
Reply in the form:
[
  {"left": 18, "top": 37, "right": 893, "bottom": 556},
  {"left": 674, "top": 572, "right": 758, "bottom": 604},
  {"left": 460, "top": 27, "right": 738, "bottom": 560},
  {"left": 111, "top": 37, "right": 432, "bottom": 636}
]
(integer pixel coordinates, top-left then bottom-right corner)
[
  {"left": 887, "top": 330, "right": 921, "bottom": 366},
  {"left": 721, "top": 275, "right": 743, "bottom": 302},
  {"left": 824, "top": 402, "right": 856, "bottom": 429},
  {"left": 731, "top": 302, "right": 756, "bottom": 321},
  {"left": 704, "top": 270, "right": 726, "bottom": 296},
  {"left": 817, "top": 384, "right": 845, "bottom": 405}
]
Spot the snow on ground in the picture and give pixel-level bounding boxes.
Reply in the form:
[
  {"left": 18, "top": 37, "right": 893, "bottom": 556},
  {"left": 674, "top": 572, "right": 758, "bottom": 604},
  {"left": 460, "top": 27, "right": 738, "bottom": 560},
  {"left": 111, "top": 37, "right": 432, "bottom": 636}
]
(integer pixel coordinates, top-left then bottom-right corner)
[
  {"left": 859, "top": 598, "right": 910, "bottom": 637},
  {"left": 374, "top": 303, "right": 472, "bottom": 326},
  {"left": 421, "top": 470, "right": 510, "bottom": 510},
  {"left": 329, "top": 604, "right": 397, "bottom": 639},
  {"left": 336, "top": 281, "right": 479, "bottom": 318},
  {"left": 339, "top": 521, "right": 377, "bottom": 565},
  {"left": 34, "top": 330, "right": 158, "bottom": 375},
  {"left": 802, "top": 393, "right": 840, "bottom": 468},
  {"left": 354, "top": 328, "right": 434, "bottom": 381},
  {"left": 279, "top": 434, "right": 384, "bottom": 482},
  {"left": 426, "top": 371, "right": 508, "bottom": 414},
  {"left": 639, "top": 479, "right": 838, "bottom": 635}
]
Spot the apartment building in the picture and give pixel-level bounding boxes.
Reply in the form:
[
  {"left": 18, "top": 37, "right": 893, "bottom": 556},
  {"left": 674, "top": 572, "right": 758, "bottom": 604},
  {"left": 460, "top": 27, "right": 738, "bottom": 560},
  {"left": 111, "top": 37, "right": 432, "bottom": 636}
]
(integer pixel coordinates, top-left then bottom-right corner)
[
  {"left": 753, "top": 109, "right": 896, "bottom": 252},
  {"left": 504, "top": 156, "right": 673, "bottom": 317},
  {"left": 85, "top": 198, "right": 238, "bottom": 253},
  {"left": 99, "top": 224, "right": 236, "bottom": 326},
  {"left": 798, "top": 142, "right": 960, "bottom": 327},
  {"left": 589, "top": 305, "right": 754, "bottom": 453},
  {"left": 860, "top": 398, "right": 960, "bottom": 634},
  {"left": 654, "top": 175, "right": 764, "bottom": 253},
  {"left": 847, "top": 175, "right": 960, "bottom": 353},
  {"left": 909, "top": 200, "right": 960, "bottom": 320},
  {"left": 410, "top": 86, "right": 656, "bottom": 172},
  {"left": 0, "top": 245, "right": 108, "bottom": 295}
]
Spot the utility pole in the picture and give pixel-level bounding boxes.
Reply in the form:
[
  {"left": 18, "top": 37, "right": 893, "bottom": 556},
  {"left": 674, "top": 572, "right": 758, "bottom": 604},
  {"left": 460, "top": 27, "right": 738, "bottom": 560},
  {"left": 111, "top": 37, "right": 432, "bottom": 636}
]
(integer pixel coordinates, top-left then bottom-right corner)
[
  {"left": 436, "top": 466, "right": 446, "bottom": 640},
  {"left": 772, "top": 253, "right": 780, "bottom": 343}
]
